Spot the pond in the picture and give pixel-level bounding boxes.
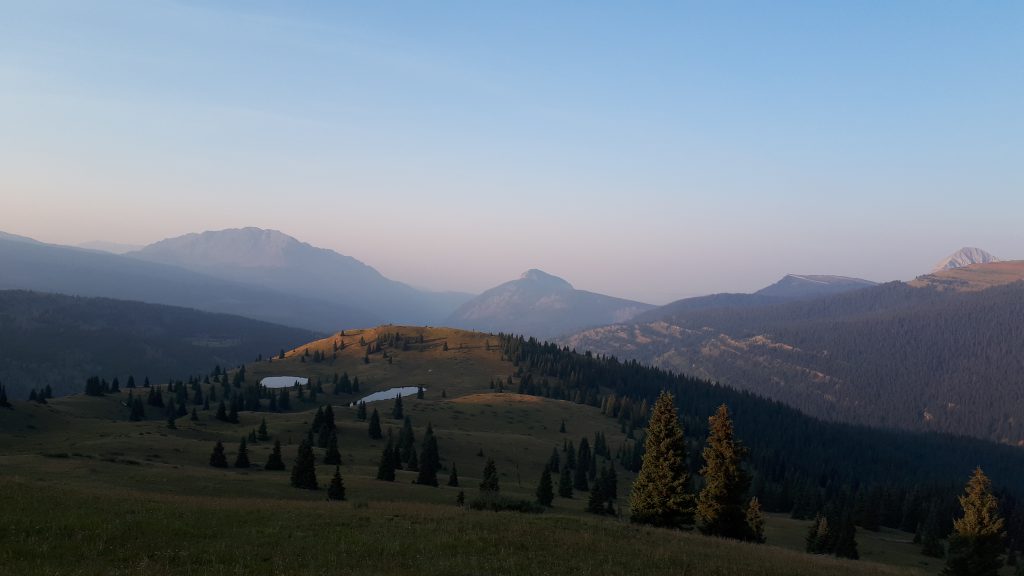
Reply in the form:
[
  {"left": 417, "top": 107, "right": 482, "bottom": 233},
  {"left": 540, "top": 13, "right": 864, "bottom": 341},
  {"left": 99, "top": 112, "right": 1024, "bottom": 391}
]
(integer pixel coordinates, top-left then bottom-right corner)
[
  {"left": 260, "top": 376, "right": 309, "bottom": 389},
  {"left": 355, "top": 386, "right": 424, "bottom": 404}
]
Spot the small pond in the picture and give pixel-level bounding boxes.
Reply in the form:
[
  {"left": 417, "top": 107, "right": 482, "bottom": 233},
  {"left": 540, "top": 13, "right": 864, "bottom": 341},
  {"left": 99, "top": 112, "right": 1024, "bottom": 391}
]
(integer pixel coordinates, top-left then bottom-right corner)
[
  {"left": 356, "top": 386, "right": 424, "bottom": 404},
  {"left": 260, "top": 376, "right": 309, "bottom": 389}
]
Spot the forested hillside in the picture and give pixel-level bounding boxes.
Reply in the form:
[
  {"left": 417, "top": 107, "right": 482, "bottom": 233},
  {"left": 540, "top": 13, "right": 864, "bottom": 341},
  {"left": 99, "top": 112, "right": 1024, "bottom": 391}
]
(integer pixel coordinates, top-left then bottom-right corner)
[
  {"left": 565, "top": 281, "right": 1024, "bottom": 445},
  {"left": 0, "top": 291, "right": 319, "bottom": 398}
]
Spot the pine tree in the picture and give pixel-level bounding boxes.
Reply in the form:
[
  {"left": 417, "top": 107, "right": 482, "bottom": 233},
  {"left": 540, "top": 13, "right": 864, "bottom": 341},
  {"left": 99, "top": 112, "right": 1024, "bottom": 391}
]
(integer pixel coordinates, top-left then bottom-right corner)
[
  {"left": 265, "top": 439, "right": 286, "bottom": 471},
  {"left": 921, "top": 506, "right": 946, "bottom": 558},
  {"left": 216, "top": 400, "right": 228, "bottom": 422},
  {"left": 0, "top": 383, "right": 9, "bottom": 408},
  {"left": 392, "top": 394, "right": 404, "bottom": 419},
  {"left": 448, "top": 463, "right": 460, "bottom": 487},
  {"left": 456, "top": 490, "right": 465, "bottom": 507},
  {"left": 746, "top": 497, "right": 767, "bottom": 544},
  {"left": 559, "top": 419, "right": 566, "bottom": 433},
  {"left": 807, "top": 515, "right": 831, "bottom": 554},
  {"left": 228, "top": 401, "right": 239, "bottom": 424},
  {"left": 629, "top": 391, "right": 694, "bottom": 528},
  {"left": 376, "top": 440, "right": 396, "bottom": 481},
  {"left": 399, "top": 416, "right": 416, "bottom": 462},
  {"left": 190, "top": 407, "right": 199, "bottom": 421},
  {"left": 479, "top": 458, "right": 500, "bottom": 497},
  {"left": 368, "top": 409, "right": 383, "bottom": 439},
  {"left": 327, "top": 466, "right": 346, "bottom": 501},
  {"left": 406, "top": 448, "right": 419, "bottom": 472},
  {"left": 129, "top": 397, "right": 145, "bottom": 421},
  {"left": 558, "top": 463, "right": 573, "bottom": 498},
  {"left": 548, "top": 448, "right": 561, "bottom": 473},
  {"left": 234, "top": 438, "right": 250, "bottom": 468},
  {"left": 209, "top": 440, "right": 228, "bottom": 468},
  {"left": 356, "top": 401, "right": 367, "bottom": 421},
  {"left": 536, "top": 468, "right": 554, "bottom": 507},
  {"left": 943, "top": 468, "right": 1005, "bottom": 576},
  {"left": 290, "top": 439, "right": 318, "bottom": 490},
  {"left": 697, "top": 404, "right": 752, "bottom": 540},
  {"left": 834, "top": 511, "right": 860, "bottom": 560},
  {"left": 415, "top": 445, "right": 438, "bottom": 486},
  {"left": 257, "top": 418, "right": 269, "bottom": 441},
  {"left": 323, "top": 430, "right": 342, "bottom": 465},
  {"left": 166, "top": 414, "right": 177, "bottom": 429}
]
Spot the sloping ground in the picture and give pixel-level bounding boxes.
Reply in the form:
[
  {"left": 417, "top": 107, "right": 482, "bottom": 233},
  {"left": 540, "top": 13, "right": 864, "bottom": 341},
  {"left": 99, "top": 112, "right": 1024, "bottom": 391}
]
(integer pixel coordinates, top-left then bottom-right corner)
[{"left": 911, "top": 260, "right": 1024, "bottom": 292}]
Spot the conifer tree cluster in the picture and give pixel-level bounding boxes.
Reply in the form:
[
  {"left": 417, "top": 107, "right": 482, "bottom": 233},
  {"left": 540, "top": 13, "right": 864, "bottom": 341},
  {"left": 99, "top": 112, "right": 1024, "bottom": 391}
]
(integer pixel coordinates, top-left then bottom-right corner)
[
  {"left": 943, "top": 468, "right": 1005, "bottom": 576},
  {"left": 290, "top": 439, "right": 318, "bottom": 490}
]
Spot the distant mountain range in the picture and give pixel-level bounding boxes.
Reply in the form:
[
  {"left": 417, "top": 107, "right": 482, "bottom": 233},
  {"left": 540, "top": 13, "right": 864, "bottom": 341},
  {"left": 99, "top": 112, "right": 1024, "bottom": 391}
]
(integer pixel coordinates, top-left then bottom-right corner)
[
  {"left": 445, "top": 269, "right": 654, "bottom": 339},
  {"left": 128, "top": 228, "right": 471, "bottom": 326},
  {"left": 0, "top": 290, "right": 318, "bottom": 398},
  {"left": 564, "top": 260, "right": 1024, "bottom": 445},
  {"left": 755, "top": 274, "right": 877, "bottom": 299}
]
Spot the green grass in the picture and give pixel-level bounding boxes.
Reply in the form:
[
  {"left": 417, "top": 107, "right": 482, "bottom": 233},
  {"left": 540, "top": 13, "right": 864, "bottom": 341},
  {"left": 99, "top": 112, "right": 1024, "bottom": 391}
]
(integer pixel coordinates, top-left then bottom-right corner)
[{"left": 0, "top": 325, "right": 945, "bottom": 575}]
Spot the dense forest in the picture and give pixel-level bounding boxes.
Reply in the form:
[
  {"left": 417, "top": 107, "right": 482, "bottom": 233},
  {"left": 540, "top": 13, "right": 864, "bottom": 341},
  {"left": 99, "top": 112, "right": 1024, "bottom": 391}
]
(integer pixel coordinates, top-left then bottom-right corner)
[
  {"left": 0, "top": 290, "right": 319, "bottom": 397},
  {"left": 498, "top": 333, "right": 1024, "bottom": 551},
  {"left": 565, "top": 281, "right": 1024, "bottom": 445}
]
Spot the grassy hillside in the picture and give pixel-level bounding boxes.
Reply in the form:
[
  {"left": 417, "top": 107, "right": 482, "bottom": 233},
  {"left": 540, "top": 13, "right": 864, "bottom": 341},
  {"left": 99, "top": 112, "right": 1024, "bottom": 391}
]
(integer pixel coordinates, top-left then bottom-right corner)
[
  {"left": 0, "top": 290, "right": 320, "bottom": 398},
  {"left": 0, "top": 326, "right": 951, "bottom": 575}
]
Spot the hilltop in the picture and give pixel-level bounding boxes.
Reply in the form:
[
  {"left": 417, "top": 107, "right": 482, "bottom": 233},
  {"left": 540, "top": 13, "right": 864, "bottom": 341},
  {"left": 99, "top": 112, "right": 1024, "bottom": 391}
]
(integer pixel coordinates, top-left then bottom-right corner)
[{"left": 446, "top": 269, "right": 653, "bottom": 339}]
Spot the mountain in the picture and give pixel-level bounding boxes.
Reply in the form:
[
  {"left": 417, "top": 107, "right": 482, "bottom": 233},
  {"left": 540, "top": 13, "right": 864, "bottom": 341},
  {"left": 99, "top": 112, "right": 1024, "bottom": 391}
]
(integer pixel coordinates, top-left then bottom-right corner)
[
  {"left": 0, "top": 290, "right": 318, "bottom": 398},
  {"left": 565, "top": 280, "right": 1024, "bottom": 445},
  {"left": 754, "top": 274, "right": 877, "bottom": 299},
  {"left": 77, "top": 240, "right": 142, "bottom": 254},
  {"left": 912, "top": 260, "right": 1024, "bottom": 292},
  {"left": 932, "top": 246, "right": 1000, "bottom": 272},
  {"left": 129, "top": 228, "right": 471, "bottom": 325},
  {"left": 0, "top": 234, "right": 375, "bottom": 331},
  {"left": 445, "top": 269, "right": 654, "bottom": 338}
]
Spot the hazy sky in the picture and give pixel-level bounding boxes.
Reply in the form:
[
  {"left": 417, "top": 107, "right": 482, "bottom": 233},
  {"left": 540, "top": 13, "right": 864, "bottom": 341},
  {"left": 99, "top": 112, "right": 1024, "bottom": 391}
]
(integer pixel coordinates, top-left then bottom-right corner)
[{"left": 2, "top": 1, "right": 1022, "bottom": 303}]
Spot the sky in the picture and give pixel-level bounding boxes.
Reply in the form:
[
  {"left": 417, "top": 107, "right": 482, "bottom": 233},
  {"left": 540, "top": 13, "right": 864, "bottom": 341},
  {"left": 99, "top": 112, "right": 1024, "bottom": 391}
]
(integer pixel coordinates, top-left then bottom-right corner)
[{"left": 1, "top": 1, "right": 1022, "bottom": 304}]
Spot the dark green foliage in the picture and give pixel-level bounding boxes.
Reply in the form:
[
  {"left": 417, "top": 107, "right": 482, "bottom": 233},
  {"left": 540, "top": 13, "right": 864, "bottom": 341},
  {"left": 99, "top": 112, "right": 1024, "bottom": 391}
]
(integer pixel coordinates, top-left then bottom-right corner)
[
  {"left": 356, "top": 401, "right": 367, "bottom": 421},
  {"left": 215, "top": 400, "right": 228, "bottom": 422},
  {"left": 257, "top": 418, "right": 269, "bottom": 441},
  {"left": 265, "top": 440, "right": 286, "bottom": 471},
  {"left": 398, "top": 417, "right": 416, "bottom": 463},
  {"left": 190, "top": 407, "right": 198, "bottom": 421},
  {"left": 406, "top": 448, "right": 419, "bottom": 472},
  {"left": 415, "top": 446, "right": 438, "bottom": 486},
  {"left": 166, "top": 414, "right": 176, "bottom": 429},
  {"left": 746, "top": 497, "right": 767, "bottom": 544},
  {"left": 697, "top": 404, "right": 753, "bottom": 541},
  {"left": 559, "top": 419, "right": 566, "bottom": 433},
  {"left": 290, "top": 439, "right": 318, "bottom": 490},
  {"left": 417, "top": 386, "right": 424, "bottom": 399},
  {"left": 376, "top": 440, "right": 396, "bottom": 481},
  {"left": 84, "top": 376, "right": 104, "bottom": 396},
  {"left": 629, "top": 391, "right": 693, "bottom": 528},
  {"left": 323, "top": 430, "right": 342, "bottom": 465},
  {"left": 456, "top": 490, "right": 465, "bottom": 507},
  {"left": 448, "top": 463, "right": 459, "bottom": 487},
  {"left": 209, "top": 440, "right": 228, "bottom": 468},
  {"left": 368, "top": 409, "right": 383, "bottom": 439},
  {"left": 327, "top": 466, "right": 346, "bottom": 501},
  {"left": 834, "top": 512, "right": 859, "bottom": 560},
  {"left": 920, "top": 506, "right": 946, "bottom": 558},
  {"left": 0, "top": 383, "right": 9, "bottom": 408},
  {"left": 129, "top": 397, "right": 145, "bottom": 421},
  {"left": 234, "top": 438, "right": 250, "bottom": 468},
  {"left": 943, "top": 468, "right": 1005, "bottom": 576},
  {"left": 392, "top": 394, "right": 404, "bottom": 419},
  {"left": 547, "top": 448, "right": 560, "bottom": 473},
  {"left": 536, "top": 468, "right": 554, "bottom": 507},
  {"left": 558, "top": 463, "right": 573, "bottom": 498},
  {"left": 479, "top": 458, "right": 499, "bottom": 496}
]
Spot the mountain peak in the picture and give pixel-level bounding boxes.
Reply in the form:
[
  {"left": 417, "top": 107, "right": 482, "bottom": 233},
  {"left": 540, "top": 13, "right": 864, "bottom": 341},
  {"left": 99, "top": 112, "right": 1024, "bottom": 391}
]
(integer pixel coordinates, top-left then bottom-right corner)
[
  {"left": 519, "top": 269, "right": 573, "bottom": 289},
  {"left": 932, "top": 247, "right": 1000, "bottom": 273}
]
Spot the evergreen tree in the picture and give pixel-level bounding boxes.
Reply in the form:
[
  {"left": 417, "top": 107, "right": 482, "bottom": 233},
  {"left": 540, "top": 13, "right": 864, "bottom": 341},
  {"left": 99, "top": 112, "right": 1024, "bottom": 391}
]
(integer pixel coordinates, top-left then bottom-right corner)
[
  {"left": 536, "top": 468, "right": 554, "bottom": 507},
  {"left": 215, "top": 400, "right": 228, "bottom": 422},
  {"left": 368, "top": 409, "right": 383, "bottom": 439},
  {"left": 209, "top": 440, "right": 228, "bottom": 468},
  {"left": 392, "top": 394, "right": 404, "bottom": 419},
  {"left": 356, "top": 401, "right": 367, "bottom": 421},
  {"left": 257, "top": 418, "right": 269, "bottom": 441},
  {"left": 234, "top": 438, "right": 250, "bottom": 468},
  {"left": 834, "top": 511, "right": 860, "bottom": 560},
  {"left": 697, "top": 404, "right": 753, "bottom": 540},
  {"left": 129, "top": 397, "right": 145, "bottom": 421},
  {"left": 190, "top": 407, "right": 199, "bottom": 421},
  {"left": 399, "top": 416, "right": 416, "bottom": 462},
  {"left": 376, "top": 440, "right": 396, "bottom": 481},
  {"left": 290, "top": 439, "right": 318, "bottom": 490},
  {"left": 265, "top": 439, "right": 286, "bottom": 471},
  {"left": 166, "top": 414, "right": 177, "bottom": 429},
  {"left": 327, "top": 466, "right": 346, "bottom": 501},
  {"left": 448, "top": 462, "right": 460, "bottom": 487},
  {"left": 421, "top": 423, "right": 440, "bottom": 473},
  {"left": 479, "top": 458, "right": 500, "bottom": 497},
  {"left": 558, "top": 463, "right": 573, "bottom": 498},
  {"left": 323, "top": 430, "right": 342, "bottom": 465},
  {"left": 746, "top": 497, "right": 767, "bottom": 544},
  {"left": 548, "top": 448, "right": 561, "bottom": 473},
  {"left": 559, "top": 419, "right": 566, "bottom": 433},
  {"left": 0, "top": 383, "right": 9, "bottom": 408},
  {"left": 629, "top": 391, "right": 694, "bottom": 528},
  {"left": 415, "top": 445, "right": 438, "bottom": 486},
  {"left": 943, "top": 468, "right": 1005, "bottom": 576},
  {"left": 456, "top": 490, "right": 465, "bottom": 507},
  {"left": 406, "top": 448, "right": 419, "bottom": 472},
  {"left": 807, "top": 515, "right": 832, "bottom": 554},
  {"left": 921, "top": 506, "right": 946, "bottom": 558},
  {"left": 227, "top": 401, "right": 239, "bottom": 424}
]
